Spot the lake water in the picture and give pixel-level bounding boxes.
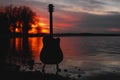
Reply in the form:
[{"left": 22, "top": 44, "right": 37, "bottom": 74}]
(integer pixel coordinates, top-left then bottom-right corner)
[{"left": 8, "top": 36, "right": 120, "bottom": 78}]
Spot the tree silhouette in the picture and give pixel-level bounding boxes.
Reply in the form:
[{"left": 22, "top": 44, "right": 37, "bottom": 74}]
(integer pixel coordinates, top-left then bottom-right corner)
[
  {"left": 5, "top": 5, "right": 18, "bottom": 35},
  {"left": 0, "top": 10, "right": 10, "bottom": 37},
  {"left": 0, "top": 5, "right": 36, "bottom": 71},
  {"left": 0, "top": 5, "right": 36, "bottom": 36},
  {"left": 18, "top": 6, "right": 36, "bottom": 37}
]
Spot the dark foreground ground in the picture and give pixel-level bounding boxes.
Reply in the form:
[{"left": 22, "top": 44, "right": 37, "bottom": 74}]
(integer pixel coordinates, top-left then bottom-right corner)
[
  {"left": 1, "top": 71, "right": 120, "bottom": 80},
  {"left": 81, "top": 72, "right": 120, "bottom": 80},
  {"left": 1, "top": 72, "right": 72, "bottom": 80},
  {"left": 1, "top": 62, "right": 120, "bottom": 80}
]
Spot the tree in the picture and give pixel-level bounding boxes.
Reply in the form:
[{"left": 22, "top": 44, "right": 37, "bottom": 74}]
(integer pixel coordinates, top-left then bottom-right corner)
[
  {"left": 18, "top": 6, "right": 36, "bottom": 37},
  {"left": 0, "top": 5, "right": 36, "bottom": 37}
]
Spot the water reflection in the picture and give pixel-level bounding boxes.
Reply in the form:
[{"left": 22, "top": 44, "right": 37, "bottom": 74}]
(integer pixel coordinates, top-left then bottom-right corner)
[
  {"left": 60, "top": 37, "right": 86, "bottom": 57},
  {"left": 15, "top": 38, "right": 22, "bottom": 51},
  {"left": 29, "top": 37, "right": 43, "bottom": 62},
  {"left": 8, "top": 36, "right": 120, "bottom": 73},
  {"left": 10, "top": 37, "right": 43, "bottom": 62}
]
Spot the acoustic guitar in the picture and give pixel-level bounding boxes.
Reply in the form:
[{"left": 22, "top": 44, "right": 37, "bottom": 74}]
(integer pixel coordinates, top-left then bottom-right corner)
[{"left": 40, "top": 4, "right": 63, "bottom": 73}]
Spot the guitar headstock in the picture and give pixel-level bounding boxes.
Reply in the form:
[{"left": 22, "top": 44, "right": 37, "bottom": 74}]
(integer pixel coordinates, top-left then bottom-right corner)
[{"left": 48, "top": 4, "right": 54, "bottom": 12}]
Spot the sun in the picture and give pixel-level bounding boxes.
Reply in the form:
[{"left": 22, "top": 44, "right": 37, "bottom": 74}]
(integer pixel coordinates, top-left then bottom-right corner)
[
  {"left": 38, "top": 22, "right": 46, "bottom": 27},
  {"left": 29, "top": 21, "right": 49, "bottom": 34},
  {"left": 41, "top": 29, "right": 49, "bottom": 33}
]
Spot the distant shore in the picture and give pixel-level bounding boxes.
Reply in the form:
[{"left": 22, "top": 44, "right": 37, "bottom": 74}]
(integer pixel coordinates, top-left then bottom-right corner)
[{"left": 10, "top": 33, "right": 120, "bottom": 37}]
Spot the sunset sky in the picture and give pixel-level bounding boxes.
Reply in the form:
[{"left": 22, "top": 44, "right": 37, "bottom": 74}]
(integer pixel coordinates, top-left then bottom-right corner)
[{"left": 0, "top": 0, "right": 120, "bottom": 33}]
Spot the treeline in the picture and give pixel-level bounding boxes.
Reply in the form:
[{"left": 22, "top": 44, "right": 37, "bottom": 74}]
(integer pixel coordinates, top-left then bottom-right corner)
[{"left": 0, "top": 5, "right": 37, "bottom": 37}]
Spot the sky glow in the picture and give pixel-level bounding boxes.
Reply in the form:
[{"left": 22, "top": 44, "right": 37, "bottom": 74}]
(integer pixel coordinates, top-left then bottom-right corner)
[{"left": 0, "top": 0, "right": 120, "bottom": 33}]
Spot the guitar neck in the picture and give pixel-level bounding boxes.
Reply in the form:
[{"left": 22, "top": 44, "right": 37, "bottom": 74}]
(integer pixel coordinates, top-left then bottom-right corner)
[
  {"left": 50, "top": 11, "right": 53, "bottom": 36},
  {"left": 49, "top": 4, "right": 54, "bottom": 37}
]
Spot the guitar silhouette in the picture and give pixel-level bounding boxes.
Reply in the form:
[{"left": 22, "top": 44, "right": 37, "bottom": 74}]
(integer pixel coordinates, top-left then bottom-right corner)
[{"left": 40, "top": 4, "right": 63, "bottom": 74}]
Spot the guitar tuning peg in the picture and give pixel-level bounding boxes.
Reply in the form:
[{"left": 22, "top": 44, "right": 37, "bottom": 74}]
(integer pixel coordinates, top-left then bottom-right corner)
[
  {"left": 48, "top": 4, "right": 54, "bottom": 12},
  {"left": 49, "top": 4, "right": 54, "bottom": 7}
]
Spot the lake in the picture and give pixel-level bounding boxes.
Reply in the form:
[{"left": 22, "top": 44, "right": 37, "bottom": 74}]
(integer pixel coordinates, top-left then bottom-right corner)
[{"left": 8, "top": 36, "right": 120, "bottom": 78}]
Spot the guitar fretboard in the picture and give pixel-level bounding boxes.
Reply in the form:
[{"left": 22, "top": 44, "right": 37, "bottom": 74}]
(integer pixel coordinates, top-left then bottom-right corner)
[{"left": 49, "top": 4, "right": 54, "bottom": 37}]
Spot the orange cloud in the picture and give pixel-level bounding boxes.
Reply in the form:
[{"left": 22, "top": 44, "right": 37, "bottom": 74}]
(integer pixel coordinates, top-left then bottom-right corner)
[{"left": 28, "top": 16, "right": 49, "bottom": 34}]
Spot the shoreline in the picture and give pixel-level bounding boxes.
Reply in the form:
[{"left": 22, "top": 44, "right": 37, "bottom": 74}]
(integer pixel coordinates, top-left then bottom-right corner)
[
  {"left": 9, "top": 33, "right": 120, "bottom": 38},
  {"left": 2, "top": 61, "right": 120, "bottom": 80},
  {"left": 1, "top": 70, "right": 120, "bottom": 80}
]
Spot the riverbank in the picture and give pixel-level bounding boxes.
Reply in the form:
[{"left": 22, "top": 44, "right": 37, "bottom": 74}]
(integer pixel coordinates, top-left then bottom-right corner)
[
  {"left": 81, "top": 72, "right": 120, "bottom": 80},
  {"left": 1, "top": 71, "right": 120, "bottom": 80},
  {"left": 1, "top": 72, "right": 72, "bottom": 80},
  {"left": 1, "top": 61, "right": 120, "bottom": 80}
]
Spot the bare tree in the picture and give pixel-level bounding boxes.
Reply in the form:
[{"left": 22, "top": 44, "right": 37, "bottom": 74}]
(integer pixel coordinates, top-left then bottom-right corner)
[
  {"left": 18, "top": 6, "right": 36, "bottom": 37},
  {"left": 0, "top": 5, "right": 36, "bottom": 37}
]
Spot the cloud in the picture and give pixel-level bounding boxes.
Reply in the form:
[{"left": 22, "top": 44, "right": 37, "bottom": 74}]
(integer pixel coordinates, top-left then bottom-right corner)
[
  {"left": 0, "top": 0, "right": 120, "bottom": 33},
  {"left": 76, "top": 13, "right": 120, "bottom": 33},
  {"left": 43, "top": 0, "right": 120, "bottom": 15},
  {"left": 1, "top": 0, "right": 120, "bottom": 15}
]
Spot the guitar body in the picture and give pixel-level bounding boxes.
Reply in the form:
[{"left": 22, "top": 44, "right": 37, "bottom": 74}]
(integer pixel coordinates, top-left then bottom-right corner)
[{"left": 40, "top": 36, "right": 63, "bottom": 64}]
